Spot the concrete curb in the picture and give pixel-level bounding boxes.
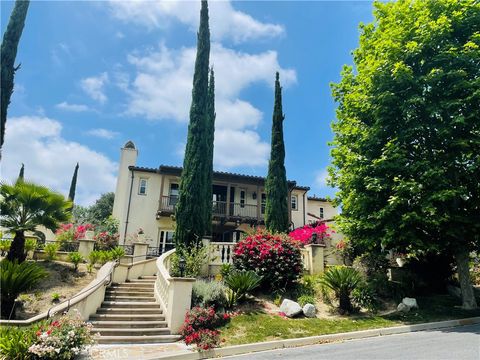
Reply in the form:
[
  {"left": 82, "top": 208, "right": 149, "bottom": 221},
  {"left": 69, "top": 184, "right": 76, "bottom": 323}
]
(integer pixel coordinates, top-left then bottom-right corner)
[{"left": 152, "top": 316, "right": 480, "bottom": 360}]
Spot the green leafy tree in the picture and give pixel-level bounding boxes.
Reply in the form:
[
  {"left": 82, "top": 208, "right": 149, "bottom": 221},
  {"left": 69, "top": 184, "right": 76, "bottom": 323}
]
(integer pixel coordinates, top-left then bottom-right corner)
[
  {"left": 175, "top": 0, "right": 212, "bottom": 249},
  {"left": 1, "top": 0, "right": 30, "bottom": 151},
  {"left": 330, "top": 0, "right": 480, "bottom": 309},
  {"left": 265, "top": 72, "right": 289, "bottom": 233},
  {"left": 0, "top": 181, "right": 71, "bottom": 263},
  {"left": 88, "top": 192, "right": 114, "bottom": 224},
  {"left": 68, "top": 162, "right": 79, "bottom": 203},
  {"left": 204, "top": 68, "right": 216, "bottom": 235}
]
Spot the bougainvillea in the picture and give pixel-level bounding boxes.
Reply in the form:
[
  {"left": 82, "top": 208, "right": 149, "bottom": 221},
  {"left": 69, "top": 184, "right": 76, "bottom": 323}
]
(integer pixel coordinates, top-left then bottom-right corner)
[
  {"left": 289, "top": 221, "right": 333, "bottom": 245},
  {"left": 180, "top": 307, "right": 229, "bottom": 351},
  {"left": 233, "top": 229, "right": 302, "bottom": 291},
  {"left": 55, "top": 223, "right": 94, "bottom": 242},
  {"left": 94, "top": 231, "right": 119, "bottom": 250}
]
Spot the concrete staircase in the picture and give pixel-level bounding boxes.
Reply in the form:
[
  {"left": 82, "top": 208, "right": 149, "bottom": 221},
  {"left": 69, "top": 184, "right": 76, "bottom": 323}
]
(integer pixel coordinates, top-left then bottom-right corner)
[{"left": 89, "top": 276, "right": 181, "bottom": 344}]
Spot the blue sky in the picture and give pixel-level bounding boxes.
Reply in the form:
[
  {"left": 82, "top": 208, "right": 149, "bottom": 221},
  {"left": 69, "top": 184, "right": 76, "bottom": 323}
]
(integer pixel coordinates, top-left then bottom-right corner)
[{"left": 0, "top": 0, "right": 373, "bottom": 205}]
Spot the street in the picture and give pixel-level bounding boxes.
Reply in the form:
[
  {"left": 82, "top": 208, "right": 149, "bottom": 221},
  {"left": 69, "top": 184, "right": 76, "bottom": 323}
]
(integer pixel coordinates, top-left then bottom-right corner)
[{"left": 222, "top": 324, "right": 480, "bottom": 360}]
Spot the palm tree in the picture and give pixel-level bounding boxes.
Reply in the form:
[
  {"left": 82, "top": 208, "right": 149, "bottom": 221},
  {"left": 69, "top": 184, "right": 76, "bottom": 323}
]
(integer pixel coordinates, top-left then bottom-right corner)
[{"left": 0, "top": 181, "right": 71, "bottom": 262}]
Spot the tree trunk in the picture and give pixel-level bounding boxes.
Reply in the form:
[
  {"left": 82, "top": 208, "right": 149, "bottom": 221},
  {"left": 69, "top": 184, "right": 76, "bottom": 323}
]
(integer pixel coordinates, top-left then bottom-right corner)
[
  {"left": 339, "top": 291, "right": 353, "bottom": 314},
  {"left": 1, "top": 297, "right": 16, "bottom": 319},
  {"left": 6, "top": 230, "right": 26, "bottom": 263},
  {"left": 454, "top": 248, "right": 477, "bottom": 309}
]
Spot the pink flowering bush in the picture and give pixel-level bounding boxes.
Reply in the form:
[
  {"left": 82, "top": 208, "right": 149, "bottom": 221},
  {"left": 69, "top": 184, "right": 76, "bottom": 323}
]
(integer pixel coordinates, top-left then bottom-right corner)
[
  {"left": 94, "top": 231, "right": 119, "bottom": 250},
  {"left": 233, "top": 229, "right": 303, "bottom": 291},
  {"left": 28, "top": 311, "right": 95, "bottom": 359},
  {"left": 55, "top": 223, "right": 94, "bottom": 242},
  {"left": 180, "top": 307, "right": 230, "bottom": 351},
  {"left": 289, "top": 221, "right": 333, "bottom": 245}
]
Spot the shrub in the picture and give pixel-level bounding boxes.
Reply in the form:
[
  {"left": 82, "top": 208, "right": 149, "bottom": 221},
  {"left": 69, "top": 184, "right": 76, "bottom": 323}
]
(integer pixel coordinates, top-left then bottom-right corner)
[
  {"left": 320, "top": 266, "right": 362, "bottom": 314},
  {"left": 43, "top": 243, "right": 59, "bottom": 261},
  {"left": 24, "top": 238, "right": 37, "bottom": 258},
  {"left": 352, "top": 283, "right": 378, "bottom": 313},
  {"left": 0, "top": 239, "right": 12, "bottom": 256},
  {"left": 68, "top": 252, "right": 84, "bottom": 272},
  {"left": 0, "top": 260, "right": 48, "bottom": 319},
  {"left": 192, "top": 280, "right": 227, "bottom": 309},
  {"left": 0, "top": 324, "right": 39, "bottom": 360},
  {"left": 289, "top": 221, "right": 333, "bottom": 245},
  {"left": 297, "top": 294, "right": 316, "bottom": 307},
  {"left": 98, "top": 250, "right": 113, "bottom": 265},
  {"left": 220, "top": 263, "right": 232, "bottom": 278},
  {"left": 28, "top": 311, "right": 95, "bottom": 358},
  {"left": 109, "top": 246, "right": 125, "bottom": 261},
  {"left": 88, "top": 250, "right": 101, "bottom": 265},
  {"left": 170, "top": 246, "right": 209, "bottom": 277},
  {"left": 94, "top": 231, "right": 119, "bottom": 250},
  {"left": 51, "top": 293, "right": 60, "bottom": 303},
  {"left": 179, "top": 307, "right": 228, "bottom": 351},
  {"left": 233, "top": 229, "right": 302, "bottom": 291},
  {"left": 224, "top": 270, "right": 262, "bottom": 308}
]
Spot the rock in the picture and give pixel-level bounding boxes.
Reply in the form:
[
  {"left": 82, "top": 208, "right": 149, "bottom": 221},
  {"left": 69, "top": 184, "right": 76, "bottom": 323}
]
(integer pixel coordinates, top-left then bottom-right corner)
[
  {"left": 397, "top": 303, "right": 410, "bottom": 313},
  {"left": 302, "top": 303, "right": 316, "bottom": 318},
  {"left": 279, "top": 299, "right": 303, "bottom": 318},
  {"left": 402, "top": 297, "right": 418, "bottom": 309}
]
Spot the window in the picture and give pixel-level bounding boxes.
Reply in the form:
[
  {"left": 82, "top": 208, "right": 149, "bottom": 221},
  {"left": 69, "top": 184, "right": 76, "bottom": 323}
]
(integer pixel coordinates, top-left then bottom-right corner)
[
  {"left": 240, "top": 189, "right": 246, "bottom": 208},
  {"left": 169, "top": 183, "right": 179, "bottom": 206},
  {"left": 319, "top": 207, "right": 324, "bottom": 219},
  {"left": 261, "top": 193, "right": 267, "bottom": 214},
  {"left": 138, "top": 178, "right": 147, "bottom": 195},
  {"left": 291, "top": 195, "right": 298, "bottom": 210}
]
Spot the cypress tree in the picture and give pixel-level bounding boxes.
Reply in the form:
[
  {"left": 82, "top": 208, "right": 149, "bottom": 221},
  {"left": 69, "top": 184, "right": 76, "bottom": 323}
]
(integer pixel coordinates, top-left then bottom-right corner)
[
  {"left": 265, "top": 72, "right": 289, "bottom": 233},
  {"left": 1, "top": 0, "right": 30, "bottom": 152},
  {"left": 175, "top": 0, "right": 211, "bottom": 249},
  {"left": 204, "top": 68, "right": 216, "bottom": 234},
  {"left": 18, "top": 163, "right": 24, "bottom": 180},
  {"left": 68, "top": 162, "right": 79, "bottom": 203}
]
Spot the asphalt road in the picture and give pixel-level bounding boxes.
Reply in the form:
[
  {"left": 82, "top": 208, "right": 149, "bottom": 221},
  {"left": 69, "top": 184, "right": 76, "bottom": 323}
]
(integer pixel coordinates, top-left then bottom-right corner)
[{"left": 222, "top": 324, "right": 480, "bottom": 360}]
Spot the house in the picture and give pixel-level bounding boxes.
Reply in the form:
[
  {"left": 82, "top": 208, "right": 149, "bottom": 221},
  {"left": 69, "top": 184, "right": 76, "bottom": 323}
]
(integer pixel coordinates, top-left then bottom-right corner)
[{"left": 112, "top": 141, "right": 341, "bottom": 257}]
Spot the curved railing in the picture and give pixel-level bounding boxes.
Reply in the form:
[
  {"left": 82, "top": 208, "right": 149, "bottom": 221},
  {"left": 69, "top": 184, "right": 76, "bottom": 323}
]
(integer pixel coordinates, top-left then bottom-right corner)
[{"left": 154, "top": 249, "right": 195, "bottom": 334}]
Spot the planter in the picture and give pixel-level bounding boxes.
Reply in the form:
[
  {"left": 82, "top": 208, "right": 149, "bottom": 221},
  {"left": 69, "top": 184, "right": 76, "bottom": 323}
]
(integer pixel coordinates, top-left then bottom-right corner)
[
  {"left": 396, "top": 257, "right": 406, "bottom": 267},
  {"left": 85, "top": 230, "right": 95, "bottom": 240},
  {"left": 137, "top": 233, "right": 146, "bottom": 243}
]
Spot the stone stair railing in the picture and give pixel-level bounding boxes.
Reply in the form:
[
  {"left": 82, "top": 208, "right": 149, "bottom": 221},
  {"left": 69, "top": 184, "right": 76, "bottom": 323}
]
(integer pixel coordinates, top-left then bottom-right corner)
[{"left": 154, "top": 249, "right": 195, "bottom": 334}]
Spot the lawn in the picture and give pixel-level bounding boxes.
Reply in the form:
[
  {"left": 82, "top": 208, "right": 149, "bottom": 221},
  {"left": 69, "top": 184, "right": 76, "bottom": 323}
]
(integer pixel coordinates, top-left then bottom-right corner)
[{"left": 220, "top": 295, "right": 480, "bottom": 346}]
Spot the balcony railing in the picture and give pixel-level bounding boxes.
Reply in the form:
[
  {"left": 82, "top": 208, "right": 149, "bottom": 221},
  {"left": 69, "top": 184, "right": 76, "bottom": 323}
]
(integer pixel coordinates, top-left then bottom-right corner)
[{"left": 158, "top": 196, "right": 264, "bottom": 220}]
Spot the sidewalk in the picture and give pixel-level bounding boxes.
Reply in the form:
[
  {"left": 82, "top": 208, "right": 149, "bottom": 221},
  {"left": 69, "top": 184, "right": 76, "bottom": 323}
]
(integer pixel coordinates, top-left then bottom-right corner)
[{"left": 83, "top": 343, "right": 192, "bottom": 360}]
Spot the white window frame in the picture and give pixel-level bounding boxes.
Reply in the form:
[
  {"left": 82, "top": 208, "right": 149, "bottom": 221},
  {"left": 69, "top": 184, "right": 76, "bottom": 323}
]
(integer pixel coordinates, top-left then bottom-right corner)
[
  {"left": 240, "top": 189, "right": 246, "bottom": 208},
  {"left": 291, "top": 195, "right": 298, "bottom": 211},
  {"left": 138, "top": 178, "right": 148, "bottom": 195}
]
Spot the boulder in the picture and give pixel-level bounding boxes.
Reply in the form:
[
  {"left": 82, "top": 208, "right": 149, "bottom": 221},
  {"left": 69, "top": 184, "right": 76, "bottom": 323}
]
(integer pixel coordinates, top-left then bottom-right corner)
[
  {"left": 280, "top": 299, "right": 303, "bottom": 318},
  {"left": 397, "top": 302, "right": 410, "bottom": 313},
  {"left": 303, "top": 303, "right": 316, "bottom": 318},
  {"left": 402, "top": 297, "right": 418, "bottom": 309}
]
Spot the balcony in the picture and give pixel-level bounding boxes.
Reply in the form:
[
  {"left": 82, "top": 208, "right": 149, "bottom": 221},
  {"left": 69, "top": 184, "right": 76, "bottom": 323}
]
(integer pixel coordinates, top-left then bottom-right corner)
[{"left": 158, "top": 196, "right": 264, "bottom": 221}]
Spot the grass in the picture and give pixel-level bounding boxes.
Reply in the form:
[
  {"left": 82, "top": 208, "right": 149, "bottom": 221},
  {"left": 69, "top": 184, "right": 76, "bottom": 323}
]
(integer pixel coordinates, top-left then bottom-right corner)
[{"left": 220, "top": 295, "right": 480, "bottom": 346}]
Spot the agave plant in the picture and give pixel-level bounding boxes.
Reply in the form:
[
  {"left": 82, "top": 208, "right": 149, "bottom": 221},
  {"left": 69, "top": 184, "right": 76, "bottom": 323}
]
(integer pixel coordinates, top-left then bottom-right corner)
[
  {"left": 0, "top": 260, "right": 48, "bottom": 319},
  {"left": 224, "top": 270, "right": 262, "bottom": 308},
  {"left": 320, "top": 266, "right": 362, "bottom": 314}
]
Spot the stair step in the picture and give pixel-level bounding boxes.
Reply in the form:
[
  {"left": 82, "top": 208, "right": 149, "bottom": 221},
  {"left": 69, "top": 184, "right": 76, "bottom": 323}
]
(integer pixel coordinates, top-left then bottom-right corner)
[
  {"left": 89, "top": 320, "right": 168, "bottom": 328},
  {"left": 104, "top": 296, "right": 155, "bottom": 302},
  {"left": 140, "top": 276, "right": 157, "bottom": 279},
  {"left": 93, "top": 327, "right": 171, "bottom": 336},
  {"left": 107, "top": 287, "right": 153, "bottom": 292},
  {"left": 90, "top": 313, "right": 165, "bottom": 321},
  {"left": 114, "top": 283, "right": 154, "bottom": 288},
  {"left": 106, "top": 290, "right": 154, "bottom": 296},
  {"left": 101, "top": 301, "right": 160, "bottom": 309},
  {"left": 97, "top": 307, "right": 163, "bottom": 315},
  {"left": 127, "top": 279, "right": 156, "bottom": 283},
  {"left": 96, "top": 334, "right": 181, "bottom": 344}
]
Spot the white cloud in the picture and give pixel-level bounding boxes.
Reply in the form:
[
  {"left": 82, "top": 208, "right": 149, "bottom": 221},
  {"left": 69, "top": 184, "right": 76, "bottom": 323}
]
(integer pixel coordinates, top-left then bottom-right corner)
[
  {"left": 314, "top": 169, "right": 329, "bottom": 188},
  {"left": 1, "top": 116, "right": 118, "bottom": 206},
  {"left": 108, "top": 0, "right": 284, "bottom": 43},
  {"left": 86, "top": 128, "right": 119, "bottom": 139},
  {"left": 55, "top": 101, "right": 90, "bottom": 112},
  {"left": 80, "top": 72, "right": 109, "bottom": 104},
  {"left": 123, "top": 42, "right": 295, "bottom": 169}
]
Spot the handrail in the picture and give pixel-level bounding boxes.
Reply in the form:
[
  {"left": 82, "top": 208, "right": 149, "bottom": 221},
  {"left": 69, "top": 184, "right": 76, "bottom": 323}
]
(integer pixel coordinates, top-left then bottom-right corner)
[{"left": 46, "top": 261, "right": 117, "bottom": 319}]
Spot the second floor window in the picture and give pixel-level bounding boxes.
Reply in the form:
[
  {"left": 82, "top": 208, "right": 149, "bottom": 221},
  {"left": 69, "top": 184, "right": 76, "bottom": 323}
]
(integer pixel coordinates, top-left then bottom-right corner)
[
  {"left": 319, "top": 207, "right": 324, "bottom": 218},
  {"left": 240, "top": 190, "right": 246, "bottom": 208},
  {"left": 291, "top": 195, "right": 298, "bottom": 210},
  {"left": 169, "top": 183, "right": 179, "bottom": 205},
  {"left": 261, "top": 193, "right": 266, "bottom": 214},
  {"left": 138, "top": 178, "right": 147, "bottom": 195}
]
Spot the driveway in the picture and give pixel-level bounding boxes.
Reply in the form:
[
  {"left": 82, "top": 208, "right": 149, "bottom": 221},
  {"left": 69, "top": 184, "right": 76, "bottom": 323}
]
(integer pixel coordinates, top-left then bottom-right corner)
[{"left": 221, "top": 324, "right": 480, "bottom": 360}]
